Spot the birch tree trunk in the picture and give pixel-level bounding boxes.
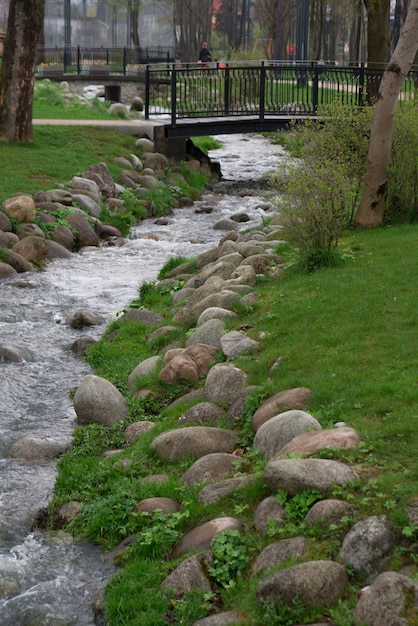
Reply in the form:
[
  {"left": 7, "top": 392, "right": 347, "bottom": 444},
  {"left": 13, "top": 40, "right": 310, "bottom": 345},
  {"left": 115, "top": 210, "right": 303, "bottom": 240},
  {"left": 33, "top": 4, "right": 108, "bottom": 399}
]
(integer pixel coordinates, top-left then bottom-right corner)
[
  {"left": 354, "top": 0, "right": 418, "bottom": 227},
  {"left": 0, "top": 0, "right": 45, "bottom": 142}
]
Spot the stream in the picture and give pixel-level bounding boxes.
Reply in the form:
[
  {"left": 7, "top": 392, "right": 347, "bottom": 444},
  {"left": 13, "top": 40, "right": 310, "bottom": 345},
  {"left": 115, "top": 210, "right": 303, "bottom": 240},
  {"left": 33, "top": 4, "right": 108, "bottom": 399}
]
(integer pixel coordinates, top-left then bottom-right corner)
[{"left": 0, "top": 133, "right": 285, "bottom": 625}]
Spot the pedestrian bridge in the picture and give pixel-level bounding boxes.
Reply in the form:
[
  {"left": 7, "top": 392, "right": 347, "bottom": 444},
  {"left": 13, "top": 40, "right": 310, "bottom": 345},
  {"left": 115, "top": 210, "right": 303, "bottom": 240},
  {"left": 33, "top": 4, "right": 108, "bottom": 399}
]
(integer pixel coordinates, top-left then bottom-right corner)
[{"left": 144, "top": 61, "right": 417, "bottom": 139}]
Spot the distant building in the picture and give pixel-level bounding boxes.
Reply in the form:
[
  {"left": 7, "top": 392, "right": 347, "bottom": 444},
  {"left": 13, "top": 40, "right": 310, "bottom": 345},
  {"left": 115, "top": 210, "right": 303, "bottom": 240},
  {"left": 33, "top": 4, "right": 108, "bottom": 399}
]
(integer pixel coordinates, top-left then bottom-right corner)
[{"left": 1, "top": 0, "right": 174, "bottom": 50}]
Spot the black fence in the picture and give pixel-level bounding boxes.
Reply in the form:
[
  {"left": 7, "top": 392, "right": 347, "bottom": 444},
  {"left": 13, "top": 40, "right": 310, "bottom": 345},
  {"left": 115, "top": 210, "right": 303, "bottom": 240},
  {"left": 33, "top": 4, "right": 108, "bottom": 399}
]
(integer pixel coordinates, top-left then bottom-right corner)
[
  {"left": 144, "top": 61, "right": 418, "bottom": 125},
  {"left": 35, "top": 46, "right": 174, "bottom": 76}
]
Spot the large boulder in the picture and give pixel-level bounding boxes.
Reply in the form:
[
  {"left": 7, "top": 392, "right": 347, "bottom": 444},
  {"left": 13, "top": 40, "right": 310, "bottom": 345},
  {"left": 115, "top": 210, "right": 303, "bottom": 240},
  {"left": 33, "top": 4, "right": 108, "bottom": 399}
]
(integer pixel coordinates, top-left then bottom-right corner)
[
  {"left": 73, "top": 374, "right": 128, "bottom": 425},
  {"left": 354, "top": 571, "right": 418, "bottom": 626},
  {"left": 82, "top": 162, "right": 116, "bottom": 199},
  {"left": 180, "top": 452, "right": 240, "bottom": 486},
  {"left": 173, "top": 517, "right": 243, "bottom": 557},
  {"left": 339, "top": 515, "right": 398, "bottom": 583},
  {"left": 65, "top": 213, "right": 99, "bottom": 248},
  {"left": 253, "top": 410, "right": 322, "bottom": 460},
  {"left": 8, "top": 435, "right": 72, "bottom": 461},
  {"left": 256, "top": 560, "right": 348, "bottom": 609},
  {"left": 12, "top": 236, "right": 49, "bottom": 263},
  {"left": 263, "top": 458, "right": 359, "bottom": 496},
  {"left": 252, "top": 388, "right": 314, "bottom": 431},
  {"left": 3, "top": 195, "right": 36, "bottom": 222},
  {"left": 274, "top": 426, "right": 360, "bottom": 460},
  {"left": 159, "top": 344, "right": 217, "bottom": 385},
  {"left": 205, "top": 363, "right": 248, "bottom": 406},
  {"left": 150, "top": 426, "right": 237, "bottom": 462}
]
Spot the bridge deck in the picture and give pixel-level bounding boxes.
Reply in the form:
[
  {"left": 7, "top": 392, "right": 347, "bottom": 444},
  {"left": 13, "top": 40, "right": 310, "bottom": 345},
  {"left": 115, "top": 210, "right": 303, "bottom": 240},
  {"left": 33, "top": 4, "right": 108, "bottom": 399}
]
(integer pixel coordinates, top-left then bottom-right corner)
[{"left": 158, "top": 114, "right": 320, "bottom": 138}]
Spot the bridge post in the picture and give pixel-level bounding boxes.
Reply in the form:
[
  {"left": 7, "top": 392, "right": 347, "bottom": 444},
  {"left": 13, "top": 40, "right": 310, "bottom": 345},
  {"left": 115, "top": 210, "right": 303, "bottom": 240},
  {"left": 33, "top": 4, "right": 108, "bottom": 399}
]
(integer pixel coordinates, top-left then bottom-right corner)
[
  {"left": 154, "top": 126, "right": 187, "bottom": 161},
  {"left": 259, "top": 62, "right": 265, "bottom": 122},
  {"left": 171, "top": 65, "right": 177, "bottom": 127}
]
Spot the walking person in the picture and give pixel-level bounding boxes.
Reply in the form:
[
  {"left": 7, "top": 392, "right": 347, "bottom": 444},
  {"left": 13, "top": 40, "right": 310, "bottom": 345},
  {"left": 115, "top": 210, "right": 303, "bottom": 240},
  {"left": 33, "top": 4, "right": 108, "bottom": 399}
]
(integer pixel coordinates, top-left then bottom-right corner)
[{"left": 198, "top": 41, "right": 212, "bottom": 68}]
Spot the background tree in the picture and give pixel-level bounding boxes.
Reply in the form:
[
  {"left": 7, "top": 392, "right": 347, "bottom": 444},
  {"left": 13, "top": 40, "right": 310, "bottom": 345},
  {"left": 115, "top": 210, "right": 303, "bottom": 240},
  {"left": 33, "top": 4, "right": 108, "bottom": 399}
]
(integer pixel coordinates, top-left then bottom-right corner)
[
  {"left": 172, "top": 0, "right": 213, "bottom": 62},
  {"left": 363, "top": 0, "right": 391, "bottom": 65},
  {"left": 0, "top": 0, "right": 45, "bottom": 142},
  {"left": 354, "top": 0, "right": 418, "bottom": 227},
  {"left": 130, "top": 0, "right": 142, "bottom": 48},
  {"left": 253, "top": 0, "right": 291, "bottom": 59}
]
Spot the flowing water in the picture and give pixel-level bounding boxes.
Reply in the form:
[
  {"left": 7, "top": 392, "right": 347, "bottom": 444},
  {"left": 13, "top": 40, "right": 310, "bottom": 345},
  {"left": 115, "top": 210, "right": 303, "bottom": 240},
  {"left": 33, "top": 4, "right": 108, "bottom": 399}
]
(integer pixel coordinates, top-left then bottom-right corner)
[{"left": 0, "top": 133, "right": 285, "bottom": 625}]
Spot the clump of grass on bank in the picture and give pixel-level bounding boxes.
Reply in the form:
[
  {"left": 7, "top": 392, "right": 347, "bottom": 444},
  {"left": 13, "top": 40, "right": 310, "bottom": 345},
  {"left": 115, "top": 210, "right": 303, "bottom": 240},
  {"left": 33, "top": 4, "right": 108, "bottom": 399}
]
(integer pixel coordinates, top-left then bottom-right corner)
[
  {"left": 33, "top": 80, "right": 115, "bottom": 120},
  {"left": 49, "top": 222, "right": 418, "bottom": 625}
]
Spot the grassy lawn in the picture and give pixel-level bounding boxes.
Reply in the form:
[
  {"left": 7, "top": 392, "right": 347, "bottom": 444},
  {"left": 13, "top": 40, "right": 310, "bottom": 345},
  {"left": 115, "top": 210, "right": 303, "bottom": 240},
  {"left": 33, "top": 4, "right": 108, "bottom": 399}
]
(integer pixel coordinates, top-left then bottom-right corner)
[{"left": 0, "top": 126, "right": 139, "bottom": 201}]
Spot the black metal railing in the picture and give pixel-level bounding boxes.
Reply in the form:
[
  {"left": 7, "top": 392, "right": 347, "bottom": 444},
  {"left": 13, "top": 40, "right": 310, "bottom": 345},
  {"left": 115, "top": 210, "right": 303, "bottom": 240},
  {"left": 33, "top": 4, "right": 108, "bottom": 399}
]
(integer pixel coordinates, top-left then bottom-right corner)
[
  {"left": 35, "top": 46, "right": 174, "bottom": 75},
  {"left": 144, "top": 61, "right": 418, "bottom": 125}
]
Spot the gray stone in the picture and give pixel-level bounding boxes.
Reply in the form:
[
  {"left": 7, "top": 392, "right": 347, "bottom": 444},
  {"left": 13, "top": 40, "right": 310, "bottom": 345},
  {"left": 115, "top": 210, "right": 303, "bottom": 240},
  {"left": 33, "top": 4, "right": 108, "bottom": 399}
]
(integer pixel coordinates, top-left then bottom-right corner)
[
  {"left": 274, "top": 427, "right": 360, "bottom": 460},
  {"left": 254, "top": 496, "right": 286, "bottom": 534},
  {"left": 256, "top": 560, "right": 348, "bottom": 609},
  {"left": 124, "top": 421, "right": 155, "bottom": 442},
  {"left": 16, "top": 223, "right": 45, "bottom": 239},
  {"left": 162, "top": 551, "right": 213, "bottom": 595},
  {"left": 73, "top": 374, "right": 129, "bottom": 425},
  {"left": 197, "top": 307, "right": 238, "bottom": 327},
  {"left": 252, "top": 537, "right": 308, "bottom": 575},
  {"left": 118, "top": 308, "right": 164, "bottom": 326},
  {"left": 8, "top": 435, "right": 72, "bottom": 461},
  {"left": 127, "top": 355, "right": 162, "bottom": 391},
  {"left": 173, "top": 517, "right": 243, "bottom": 557},
  {"left": 180, "top": 452, "right": 241, "bottom": 487},
  {"left": 150, "top": 426, "right": 237, "bottom": 462},
  {"left": 198, "top": 475, "right": 256, "bottom": 505},
  {"left": 253, "top": 410, "right": 322, "bottom": 460},
  {"left": 220, "top": 330, "right": 259, "bottom": 358},
  {"left": 135, "top": 497, "right": 179, "bottom": 514},
  {"left": 354, "top": 571, "right": 418, "bottom": 626},
  {"left": 305, "top": 499, "right": 350, "bottom": 525},
  {"left": 186, "top": 319, "right": 225, "bottom": 350},
  {"left": 205, "top": 363, "right": 248, "bottom": 407},
  {"left": 0, "top": 262, "right": 17, "bottom": 277},
  {"left": 46, "top": 240, "right": 73, "bottom": 259},
  {"left": 192, "top": 611, "right": 246, "bottom": 625},
  {"left": 68, "top": 310, "right": 100, "bottom": 329},
  {"left": 12, "top": 236, "right": 48, "bottom": 262},
  {"left": 252, "top": 388, "right": 314, "bottom": 431},
  {"left": 178, "top": 402, "right": 226, "bottom": 426},
  {"left": 68, "top": 176, "right": 101, "bottom": 198},
  {"left": 339, "top": 515, "right": 397, "bottom": 583},
  {"left": 71, "top": 194, "right": 102, "bottom": 218},
  {"left": 70, "top": 337, "right": 96, "bottom": 357},
  {"left": 263, "top": 458, "right": 359, "bottom": 496}
]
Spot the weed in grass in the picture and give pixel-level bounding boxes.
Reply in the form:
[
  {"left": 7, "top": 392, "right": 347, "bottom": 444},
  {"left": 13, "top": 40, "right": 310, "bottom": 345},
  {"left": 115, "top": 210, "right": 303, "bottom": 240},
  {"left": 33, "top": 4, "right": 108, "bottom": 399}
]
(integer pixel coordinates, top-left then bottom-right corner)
[{"left": 209, "top": 529, "right": 251, "bottom": 589}]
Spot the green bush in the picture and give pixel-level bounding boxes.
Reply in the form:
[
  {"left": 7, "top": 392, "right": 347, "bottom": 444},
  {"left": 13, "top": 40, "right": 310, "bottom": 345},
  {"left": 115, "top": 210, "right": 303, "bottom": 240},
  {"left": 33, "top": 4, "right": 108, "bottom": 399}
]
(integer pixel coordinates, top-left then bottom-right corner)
[
  {"left": 386, "top": 97, "right": 418, "bottom": 224},
  {"left": 274, "top": 101, "right": 373, "bottom": 270}
]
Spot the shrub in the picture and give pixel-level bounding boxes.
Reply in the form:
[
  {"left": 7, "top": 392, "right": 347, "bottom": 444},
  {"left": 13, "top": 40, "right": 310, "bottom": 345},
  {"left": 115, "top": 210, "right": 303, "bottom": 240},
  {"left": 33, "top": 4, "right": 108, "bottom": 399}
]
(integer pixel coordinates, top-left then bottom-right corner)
[
  {"left": 274, "top": 100, "right": 373, "bottom": 270},
  {"left": 386, "top": 97, "right": 418, "bottom": 224}
]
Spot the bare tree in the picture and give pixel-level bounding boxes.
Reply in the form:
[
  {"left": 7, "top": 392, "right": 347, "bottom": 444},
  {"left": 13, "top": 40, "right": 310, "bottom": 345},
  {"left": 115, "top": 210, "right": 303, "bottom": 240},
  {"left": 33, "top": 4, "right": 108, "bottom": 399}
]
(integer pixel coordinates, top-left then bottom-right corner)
[
  {"left": 172, "top": 0, "right": 213, "bottom": 62},
  {"left": 363, "top": 0, "right": 391, "bottom": 65},
  {"left": 254, "top": 0, "right": 291, "bottom": 59},
  {"left": 130, "top": 0, "right": 142, "bottom": 48},
  {"left": 0, "top": 0, "right": 45, "bottom": 142},
  {"left": 354, "top": 0, "right": 418, "bottom": 227}
]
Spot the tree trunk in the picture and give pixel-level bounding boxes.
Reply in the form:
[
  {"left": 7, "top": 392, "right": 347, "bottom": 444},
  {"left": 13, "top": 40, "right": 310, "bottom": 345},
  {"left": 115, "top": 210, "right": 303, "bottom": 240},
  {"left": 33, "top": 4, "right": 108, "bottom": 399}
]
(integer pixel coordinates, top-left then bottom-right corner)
[
  {"left": 130, "top": 0, "right": 141, "bottom": 49},
  {"left": 354, "top": 0, "right": 418, "bottom": 227},
  {"left": 0, "top": 0, "right": 45, "bottom": 142},
  {"left": 364, "top": 0, "right": 391, "bottom": 65}
]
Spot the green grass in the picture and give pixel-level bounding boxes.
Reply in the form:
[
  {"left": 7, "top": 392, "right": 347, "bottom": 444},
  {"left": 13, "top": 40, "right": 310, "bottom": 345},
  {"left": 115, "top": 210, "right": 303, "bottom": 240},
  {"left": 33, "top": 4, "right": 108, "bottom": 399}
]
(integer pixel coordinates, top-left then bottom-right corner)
[
  {"left": 0, "top": 126, "right": 141, "bottom": 201},
  {"left": 33, "top": 79, "right": 116, "bottom": 119},
  {"left": 45, "top": 220, "right": 418, "bottom": 625}
]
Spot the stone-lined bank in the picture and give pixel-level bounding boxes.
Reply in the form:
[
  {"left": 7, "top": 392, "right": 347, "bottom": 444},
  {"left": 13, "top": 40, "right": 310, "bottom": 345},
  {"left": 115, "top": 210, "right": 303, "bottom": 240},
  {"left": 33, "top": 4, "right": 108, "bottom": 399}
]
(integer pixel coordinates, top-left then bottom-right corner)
[{"left": 48, "top": 221, "right": 418, "bottom": 625}]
